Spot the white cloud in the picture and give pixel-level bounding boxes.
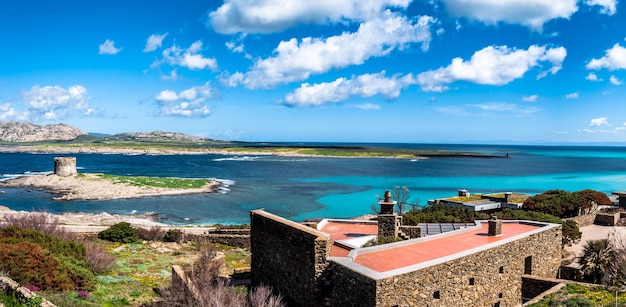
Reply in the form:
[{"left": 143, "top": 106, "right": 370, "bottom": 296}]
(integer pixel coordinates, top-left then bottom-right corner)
[
  {"left": 284, "top": 71, "right": 416, "bottom": 107},
  {"left": 0, "top": 102, "right": 24, "bottom": 121},
  {"left": 522, "top": 95, "right": 538, "bottom": 102},
  {"left": 161, "top": 70, "right": 179, "bottom": 81},
  {"left": 154, "top": 82, "right": 213, "bottom": 117},
  {"left": 584, "top": 0, "right": 618, "bottom": 15},
  {"left": 566, "top": 92, "right": 580, "bottom": 99},
  {"left": 152, "top": 41, "right": 218, "bottom": 71},
  {"left": 589, "top": 117, "right": 609, "bottom": 127},
  {"left": 17, "top": 85, "right": 93, "bottom": 121},
  {"left": 228, "top": 12, "right": 434, "bottom": 89},
  {"left": 440, "top": 0, "right": 578, "bottom": 31},
  {"left": 99, "top": 39, "right": 122, "bottom": 55},
  {"left": 416, "top": 45, "right": 567, "bottom": 92},
  {"left": 610, "top": 75, "right": 623, "bottom": 85},
  {"left": 208, "top": 0, "right": 411, "bottom": 34},
  {"left": 143, "top": 33, "right": 169, "bottom": 52},
  {"left": 586, "top": 43, "right": 626, "bottom": 71},
  {"left": 469, "top": 102, "right": 541, "bottom": 115},
  {"left": 353, "top": 103, "right": 381, "bottom": 110},
  {"left": 585, "top": 72, "right": 602, "bottom": 81}
]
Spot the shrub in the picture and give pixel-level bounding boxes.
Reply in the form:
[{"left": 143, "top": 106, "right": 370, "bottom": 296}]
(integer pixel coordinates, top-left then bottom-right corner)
[
  {"left": 137, "top": 226, "right": 166, "bottom": 242},
  {"left": 163, "top": 229, "right": 183, "bottom": 243},
  {"left": 98, "top": 222, "right": 140, "bottom": 243},
  {"left": 0, "top": 241, "right": 95, "bottom": 291},
  {"left": 3, "top": 211, "right": 75, "bottom": 240},
  {"left": 83, "top": 240, "right": 116, "bottom": 274}
]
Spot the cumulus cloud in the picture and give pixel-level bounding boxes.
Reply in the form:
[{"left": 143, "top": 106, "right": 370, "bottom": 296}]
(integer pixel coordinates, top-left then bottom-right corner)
[
  {"left": 440, "top": 0, "right": 578, "bottom": 31},
  {"left": 143, "top": 33, "right": 169, "bottom": 52},
  {"left": 522, "top": 95, "right": 538, "bottom": 102},
  {"left": 154, "top": 82, "right": 213, "bottom": 117},
  {"left": 99, "top": 39, "right": 122, "bottom": 55},
  {"left": 584, "top": 0, "right": 618, "bottom": 15},
  {"left": 586, "top": 72, "right": 602, "bottom": 81},
  {"left": 416, "top": 45, "right": 567, "bottom": 92},
  {"left": 284, "top": 71, "right": 416, "bottom": 107},
  {"left": 10, "top": 85, "right": 95, "bottom": 121},
  {"left": 208, "top": 0, "right": 411, "bottom": 34},
  {"left": 589, "top": 117, "right": 609, "bottom": 127},
  {"left": 610, "top": 75, "right": 623, "bottom": 85},
  {"left": 152, "top": 41, "right": 218, "bottom": 71},
  {"left": 227, "top": 12, "right": 434, "bottom": 89},
  {"left": 566, "top": 92, "right": 580, "bottom": 99},
  {"left": 586, "top": 43, "right": 626, "bottom": 71}
]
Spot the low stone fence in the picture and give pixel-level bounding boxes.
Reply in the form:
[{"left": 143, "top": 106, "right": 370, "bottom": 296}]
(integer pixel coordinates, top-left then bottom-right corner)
[
  {"left": 185, "top": 228, "right": 250, "bottom": 248},
  {"left": 563, "top": 213, "right": 597, "bottom": 227},
  {"left": 399, "top": 225, "right": 421, "bottom": 239},
  {"left": 594, "top": 213, "right": 619, "bottom": 226},
  {"left": 0, "top": 276, "right": 56, "bottom": 307}
]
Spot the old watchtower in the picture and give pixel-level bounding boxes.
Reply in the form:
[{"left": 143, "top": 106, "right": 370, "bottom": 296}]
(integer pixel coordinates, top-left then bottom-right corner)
[{"left": 54, "top": 157, "right": 77, "bottom": 177}]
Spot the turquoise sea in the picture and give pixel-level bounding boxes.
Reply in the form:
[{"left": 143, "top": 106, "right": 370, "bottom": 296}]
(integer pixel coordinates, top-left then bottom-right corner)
[{"left": 1, "top": 144, "right": 626, "bottom": 225}]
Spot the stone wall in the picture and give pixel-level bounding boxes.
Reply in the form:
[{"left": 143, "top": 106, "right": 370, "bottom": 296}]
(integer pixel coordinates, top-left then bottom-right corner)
[
  {"left": 594, "top": 213, "right": 618, "bottom": 226},
  {"left": 378, "top": 214, "right": 400, "bottom": 237},
  {"left": 564, "top": 213, "right": 597, "bottom": 227},
  {"left": 399, "top": 225, "right": 421, "bottom": 239},
  {"left": 185, "top": 228, "right": 250, "bottom": 248},
  {"left": 250, "top": 210, "right": 331, "bottom": 307},
  {"left": 521, "top": 275, "right": 561, "bottom": 302},
  {"left": 331, "top": 223, "right": 562, "bottom": 307}
]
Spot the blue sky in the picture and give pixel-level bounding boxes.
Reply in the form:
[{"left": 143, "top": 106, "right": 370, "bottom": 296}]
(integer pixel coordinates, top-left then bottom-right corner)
[{"left": 1, "top": 0, "right": 626, "bottom": 144}]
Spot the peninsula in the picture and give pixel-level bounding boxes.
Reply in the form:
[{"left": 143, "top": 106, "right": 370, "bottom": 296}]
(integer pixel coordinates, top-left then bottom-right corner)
[
  {"left": 1, "top": 173, "right": 220, "bottom": 201},
  {"left": 0, "top": 121, "right": 508, "bottom": 159}
]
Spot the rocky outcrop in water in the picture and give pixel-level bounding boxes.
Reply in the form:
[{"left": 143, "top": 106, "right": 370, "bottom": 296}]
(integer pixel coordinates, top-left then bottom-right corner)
[{"left": 0, "top": 121, "right": 86, "bottom": 142}]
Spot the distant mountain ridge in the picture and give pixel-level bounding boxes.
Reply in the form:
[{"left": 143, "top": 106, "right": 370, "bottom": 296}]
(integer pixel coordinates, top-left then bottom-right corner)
[
  {"left": 105, "top": 131, "right": 209, "bottom": 142},
  {"left": 0, "top": 121, "right": 215, "bottom": 143},
  {"left": 0, "top": 121, "right": 86, "bottom": 142}
]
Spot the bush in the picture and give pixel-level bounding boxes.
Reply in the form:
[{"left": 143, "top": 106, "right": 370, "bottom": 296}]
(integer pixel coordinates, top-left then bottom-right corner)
[
  {"left": 0, "top": 241, "right": 95, "bottom": 291},
  {"left": 83, "top": 240, "right": 116, "bottom": 274},
  {"left": 98, "top": 222, "right": 140, "bottom": 243},
  {"left": 137, "top": 226, "right": 166, "bottom": 242},
  {"left": 3, "top": 211, "right": 75, "bottom": 240},
  {"left": 163, "top": 229, "right": 183, "bottom": 243}
]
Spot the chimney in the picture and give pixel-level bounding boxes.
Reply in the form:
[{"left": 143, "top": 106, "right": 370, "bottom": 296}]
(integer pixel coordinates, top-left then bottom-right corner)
[
  {"left": 378, "top": 190, "right": 396, "bottom": 214},
  {"left": 459, "top": 189, "right": 469, "bottom": 197},
  {"left": 504, "top": 192, "right": 512, "bottom": 203},
  {"left": 488, "top": 216, "right": 502, "bottom": 236}
]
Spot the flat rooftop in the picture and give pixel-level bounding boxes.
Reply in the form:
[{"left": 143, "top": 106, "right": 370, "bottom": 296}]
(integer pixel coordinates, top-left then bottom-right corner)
[
  {"left": 326, "top": 220, "right": 558, "bottom": 280},
  {"left": 353, "top": 222, "right": 542, "bottom": 273}
]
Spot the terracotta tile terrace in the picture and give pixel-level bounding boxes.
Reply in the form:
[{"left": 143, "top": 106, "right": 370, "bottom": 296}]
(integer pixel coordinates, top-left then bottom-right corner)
[
  {"left": 353, "top": 222, "right": 543, "bottom": 273},
  {"left": 319, "top": 220, "right": 378, "bottom": 257}
]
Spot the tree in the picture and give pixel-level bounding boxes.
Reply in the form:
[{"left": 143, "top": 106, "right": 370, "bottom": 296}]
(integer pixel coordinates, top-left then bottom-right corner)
[
  {"left": 579, "top": 239, "right": 612, "bottom": 284},
  {"left": 523, "top": 190, "right": 585, "bottom": 218},
  {"left": 576, "top": 189, "right": 611, "bottom": 214},
  {"left": 392, "top": 186, "right": 419, "bottom": 214}
]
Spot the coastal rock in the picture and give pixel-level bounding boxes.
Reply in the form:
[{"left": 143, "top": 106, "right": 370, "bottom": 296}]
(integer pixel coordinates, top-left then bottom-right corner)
[{"left": 0, "top": 121, "right": 86, "bottom": 142}]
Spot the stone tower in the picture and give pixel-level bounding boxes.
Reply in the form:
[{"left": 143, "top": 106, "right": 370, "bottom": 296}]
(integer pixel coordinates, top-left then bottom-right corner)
[{"left": 54, "top": 157, "right": 77, "bottom": 177}]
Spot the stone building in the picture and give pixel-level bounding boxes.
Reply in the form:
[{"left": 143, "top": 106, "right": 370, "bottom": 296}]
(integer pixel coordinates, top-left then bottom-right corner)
[
  {"left": 54, "top": 157, "right": 77, "bottom": 177},
  {"left": 250, "top": 204, "right": 561, "bottom": 306}
]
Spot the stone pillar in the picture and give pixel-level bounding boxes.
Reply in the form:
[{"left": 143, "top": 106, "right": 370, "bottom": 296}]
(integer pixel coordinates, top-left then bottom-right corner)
[
  {"left": 378, "top": 214, "right": 401, "bottom": 237},
  {"left": 54, "top": 157, "right": 77, "bottom": 177},
  {"left": 488, "top": 216, "right": 502, "bottom": 236}
]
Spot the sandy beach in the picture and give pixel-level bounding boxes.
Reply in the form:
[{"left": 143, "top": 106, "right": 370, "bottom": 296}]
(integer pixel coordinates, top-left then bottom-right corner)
[{"left": 0, "top": 173, "right": 221, "bottom": 201}]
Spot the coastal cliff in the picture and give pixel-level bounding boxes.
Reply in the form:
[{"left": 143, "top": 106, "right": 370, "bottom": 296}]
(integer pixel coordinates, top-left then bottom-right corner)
[{"left": 0, "top": 121, "right": 86, "bottom": 142}]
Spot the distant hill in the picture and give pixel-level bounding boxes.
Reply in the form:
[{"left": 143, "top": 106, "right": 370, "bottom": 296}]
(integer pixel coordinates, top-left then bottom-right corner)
[
  {"left": 0, "top": 121, "right": 86, "bottom": 142},
  {"left": 105, "top": 131, "right": 212, "bottom": 143}
]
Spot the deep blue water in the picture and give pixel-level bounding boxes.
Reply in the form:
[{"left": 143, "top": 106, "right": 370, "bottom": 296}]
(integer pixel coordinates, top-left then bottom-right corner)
[{"left": 1, "top": 144, "right": 626, "bottom": 225}]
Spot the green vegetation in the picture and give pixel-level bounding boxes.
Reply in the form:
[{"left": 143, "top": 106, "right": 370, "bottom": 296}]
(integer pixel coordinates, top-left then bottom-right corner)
[
  {"left": 523, "top": 189, "right": 611, "bottom": 218},
  {"left": 529, "top": 283, "right": 626, "bottom": 306},
  {"left": 95, "top": 174, "right": 213, "bottom": 189},
  {"left": 98, "top": 223, "right": 140, "bottom": 244},
  {"left": 0, "top": 291, "right": 44, "bottom": 307}
]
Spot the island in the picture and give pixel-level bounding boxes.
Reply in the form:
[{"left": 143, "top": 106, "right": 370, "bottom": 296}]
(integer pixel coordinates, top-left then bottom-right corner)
[{"left": 1, "top": 157, "right": 220, "bottom": 201}]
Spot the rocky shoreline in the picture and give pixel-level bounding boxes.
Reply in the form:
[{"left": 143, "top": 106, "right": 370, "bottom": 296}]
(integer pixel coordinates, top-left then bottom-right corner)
[{"left": 0, "top": 173, "right": 221, "bottom": 201}]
